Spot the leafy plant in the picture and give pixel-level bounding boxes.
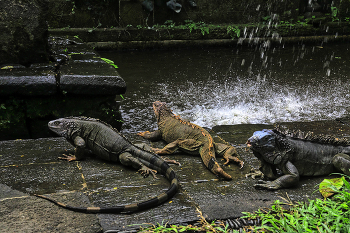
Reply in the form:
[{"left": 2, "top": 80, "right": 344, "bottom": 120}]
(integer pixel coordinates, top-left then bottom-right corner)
[
  {"left": 136, "top": 208, "right": 233, "bottom": 232},
  {"left": 183, "top": 20, "right": 209, "bottom": 35},
  {"left": 227, "top": 25, "right": 240, "bottom": 39},
  {"left": 164, "top": 20, "right": 176, "bottom": 28},
  {"left": 319, "top": 177, "right": 344, "bottom": 198},
  {"left": 331, "top": 6, "right": 338, "bottom": 18},
  {"left": 101, "top": 57, "right": 118, "bottom": 69},
  {"left": 242, "top": 175, "right": 350, "bottom": 232}
]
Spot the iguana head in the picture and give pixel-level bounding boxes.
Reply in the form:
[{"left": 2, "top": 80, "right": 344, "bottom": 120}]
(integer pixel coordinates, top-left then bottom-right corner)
[
  {"left": 247, "top": 129, "right": 283, "bottom": 165},
  {"left": 153, "top": 101, "right": 174, "bottom": 122},
  {"left": 48, "top": 117, "right": 79, "bottom": 139}
]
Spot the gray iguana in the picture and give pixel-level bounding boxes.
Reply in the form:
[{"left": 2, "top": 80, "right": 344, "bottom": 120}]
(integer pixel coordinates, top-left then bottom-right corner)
[
  {"left": 246, "top": 124, "right": 350, "bottom": 190},
  {"left": 35, "top": 116, "right": 179, "bottom": 213},
  {"left": 137, "top": 101, "right": 244, "bottom": 180}
]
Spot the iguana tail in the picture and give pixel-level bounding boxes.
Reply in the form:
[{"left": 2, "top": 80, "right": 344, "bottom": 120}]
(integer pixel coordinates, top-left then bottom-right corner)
[
  {"left": 35, "top": 154, "right": 179, "bottom": 213},
  {"left": 200, "top": 143, "right": 232, "bottom": 180}
]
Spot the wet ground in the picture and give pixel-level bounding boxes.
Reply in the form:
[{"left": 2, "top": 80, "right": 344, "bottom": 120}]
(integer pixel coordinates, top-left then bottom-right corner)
[{"left": 1, "top": 120, "right": 349, "bottom": 232}]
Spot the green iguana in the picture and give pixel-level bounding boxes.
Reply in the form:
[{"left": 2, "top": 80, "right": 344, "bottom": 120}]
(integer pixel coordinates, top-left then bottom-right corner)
[
  {"left": 247, "top": 125, "right": 350, "bottom": 190},
  {"left": 35, "top": 116, "right": 179, "bottom": 213},
  {"left": 137, "top": 101, "right": 244, "bottom": 180}
]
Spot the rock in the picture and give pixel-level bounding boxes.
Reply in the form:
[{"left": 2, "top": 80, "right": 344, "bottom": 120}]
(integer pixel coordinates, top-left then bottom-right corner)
[{"left": 0, "top": 0, "right": 49, "bottom": 66}]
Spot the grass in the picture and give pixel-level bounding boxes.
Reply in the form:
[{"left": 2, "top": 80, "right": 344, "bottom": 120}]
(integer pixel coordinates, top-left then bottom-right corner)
[
  {"left": 137, "top": 175, "right": 350, "bottom": 232},
  {"left": 244, "top": 175, "right": 350, "bottom": 232}
]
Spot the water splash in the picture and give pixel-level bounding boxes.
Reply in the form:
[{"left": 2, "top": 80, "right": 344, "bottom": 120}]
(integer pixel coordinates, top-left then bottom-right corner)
[{"left": 156, "top": 76, "right": 349, "bottom": 128}]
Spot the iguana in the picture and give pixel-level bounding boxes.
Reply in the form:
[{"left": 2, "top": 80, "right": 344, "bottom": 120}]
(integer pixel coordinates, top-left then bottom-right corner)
[
  {"left": 246, "top": 124, "right": 350, "bottom": 190},
  {"left": 35, "top": 116, "right": 179, "bottom": 213},
  {"left": 137, "top": 101, "right": 244, "bottom": 180}
]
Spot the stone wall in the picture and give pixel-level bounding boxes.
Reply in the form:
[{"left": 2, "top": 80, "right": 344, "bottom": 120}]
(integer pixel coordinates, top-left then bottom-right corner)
[
  {"left": 0, "top": 0, "right": 49, "bottom": 66},
  {"left": 47, "top": 0, "right": 305, "bottom": 28}
]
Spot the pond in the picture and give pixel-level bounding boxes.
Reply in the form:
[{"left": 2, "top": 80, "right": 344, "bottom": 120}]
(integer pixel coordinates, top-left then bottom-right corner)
[{"left": 99, "top": 42, "right": 350, "bottom": 137}]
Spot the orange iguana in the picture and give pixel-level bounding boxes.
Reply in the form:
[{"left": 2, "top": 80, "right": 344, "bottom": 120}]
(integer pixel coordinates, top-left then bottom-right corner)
[{"left": 138, "top": 101, "right": 244, "bottom": 180}]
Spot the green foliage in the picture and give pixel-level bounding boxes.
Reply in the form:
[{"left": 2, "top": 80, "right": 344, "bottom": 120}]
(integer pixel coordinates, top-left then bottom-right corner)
[
  {"left": 182, "top": 20, "right": 210, "bottom": 35},
  {"left": 242, "top": 176, "right": 350, "bottom": 232},
  {"left": 319, "top": 177, "right": 344, "bottom": 198},
  {"left": 136, "top": 220, "right": 232, "bottom": 233},
  {"left": 101, "top": 57, "right": 118, "bottom": 69},
  {"left": 262, "top": 15, "right": 271, "bottom": 23},
  {"left": 152, "top": 20, "right": 211, "bottom": 35},
  {"left": 226, "top": 25, "right": 240, "bottom": 39},
  {"left": 135, "top": 177, "right": 350, "bottom": 232},
  {"left": 331, "top": 6, "right": 338, "bottom": 18},
  {"left": 0, "top": 99, "right": 25, "bottom": 129},
  {"left": 164, "top": 20, "right": 176, "bottom": 28}
]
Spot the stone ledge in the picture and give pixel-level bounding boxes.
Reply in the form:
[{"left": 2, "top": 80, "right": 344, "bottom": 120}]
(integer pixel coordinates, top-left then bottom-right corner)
[
  {"left": 0, "top": 36, "right": 126, "bottom": 96},
  {"left": 49, "top": 23, "right": 350, "bottom": 51},
  {"left": 0, "top": 36, "right": 125, "bottom": 140},
  {"left": 60, "top": 62, "right": 126, "bottom": 95},
  {"left": 0, "top": 67, "right": 56, "bottom": 96}
]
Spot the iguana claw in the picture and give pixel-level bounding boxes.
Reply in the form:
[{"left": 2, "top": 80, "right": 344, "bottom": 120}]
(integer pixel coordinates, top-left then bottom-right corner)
[
  {"left": 222, "top": 155, "right": 244, "bottom": 168},
  {"left": 151, "top": 147, "right": 163, "bottom": 154},
  {"left": 138, "top": 167, "right": 158, "bottom": 179},
  {"left": 245, "top": 169, "right": 264, "bottom": 179},
  {"left": 136, "top": 131, "right": 149, "bottom": 137},
  {"left": 58, "top": 153, "right": 77, "bottom": 161},
  {"left": 161, "top": 156, "right": 181, "bottom": 166},
  {"left": 253, "top": 180, "right": 280, "bottom": 190}
]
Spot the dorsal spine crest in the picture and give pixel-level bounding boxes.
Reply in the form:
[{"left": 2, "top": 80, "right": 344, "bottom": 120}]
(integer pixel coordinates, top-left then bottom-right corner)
[{"left": 274, "top": 124, "right": 350, "bottom": 146}]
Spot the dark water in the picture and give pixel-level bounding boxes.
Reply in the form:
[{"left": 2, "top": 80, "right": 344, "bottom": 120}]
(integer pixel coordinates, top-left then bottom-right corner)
[{"left": 99, "top": 43, "right": 350, "bottom": 134}]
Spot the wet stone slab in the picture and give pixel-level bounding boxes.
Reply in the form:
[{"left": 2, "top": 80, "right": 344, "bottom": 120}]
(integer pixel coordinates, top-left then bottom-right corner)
[
  {"left": 0, "top": 67, "right": 56, "bottom": 96},
  {"left": 59, "top": 62, "right": 126, "bottom": 95},
  {"left": 0, "top": 121, "right": 347, "bottom": 232}
]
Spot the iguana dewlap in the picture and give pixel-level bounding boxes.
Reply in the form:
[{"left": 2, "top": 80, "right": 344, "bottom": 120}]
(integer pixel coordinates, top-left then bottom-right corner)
[
  {"left": 138, "top": 101, "right": 244, "bottom": 180},
  {"left": 35, "top": 116, "right": 179, "bottom": 213},
  {"left": 247, "top": 125, "right": 350, "bottom": 190}
]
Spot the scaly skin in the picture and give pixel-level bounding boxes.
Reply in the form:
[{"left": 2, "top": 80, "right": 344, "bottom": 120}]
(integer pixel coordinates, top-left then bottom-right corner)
[
  {"left": 138, "top": 101, "right": 244, "bottom": 180},
  {"left": 35, "top": 116, "right": 179, "bottom": 213},
  {"left": 247, "top": 125, "right": 350, "bottom": 190}
]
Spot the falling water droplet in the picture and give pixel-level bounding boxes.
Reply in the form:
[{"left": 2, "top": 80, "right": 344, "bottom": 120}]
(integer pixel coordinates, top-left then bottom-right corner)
[{"left": 326, "top": 69, "right": 331, "bottom": 76}]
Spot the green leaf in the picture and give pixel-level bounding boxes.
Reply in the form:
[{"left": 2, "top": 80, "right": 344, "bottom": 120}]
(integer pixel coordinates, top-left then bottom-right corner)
[
  {"left": 319, "top": 177, "right": 343, "bottom": 198},
  {"left": 101, "top": 58, "right": 118, "bottom": 69},
  {"left": 101, "top": 57, "right": 114, "bottom": 64}
]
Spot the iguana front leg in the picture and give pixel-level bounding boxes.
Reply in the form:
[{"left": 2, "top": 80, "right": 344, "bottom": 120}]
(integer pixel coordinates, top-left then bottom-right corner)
[
  {"left": 246, "top": 159, "right": 278, "bottom": 179},
  {"left": 151, "top": 139, "right": 202, "bottom": 155},
  {"left": 59, "top": 136, "right": 86, "bottom": 161},
  {"left": 137, "top": 130, "right": 162, "bottom": 141},
  {"left": 119, "top": 152, "right": 158, "bottom": 179},
  {"left": 214, "top": 143, "right": 244, "bottom": 168},
  {"left": 245, "top": 169, "right": 264, "bottom": 179},
  {"left": 254, "top": 161, "right": 299, "bottom": 190},
  {"left": 333, "top": 153, "right": 350, "bottom": 176},
  {"left": 135, "top": 143, "right": 181, "bottom": 165}
]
